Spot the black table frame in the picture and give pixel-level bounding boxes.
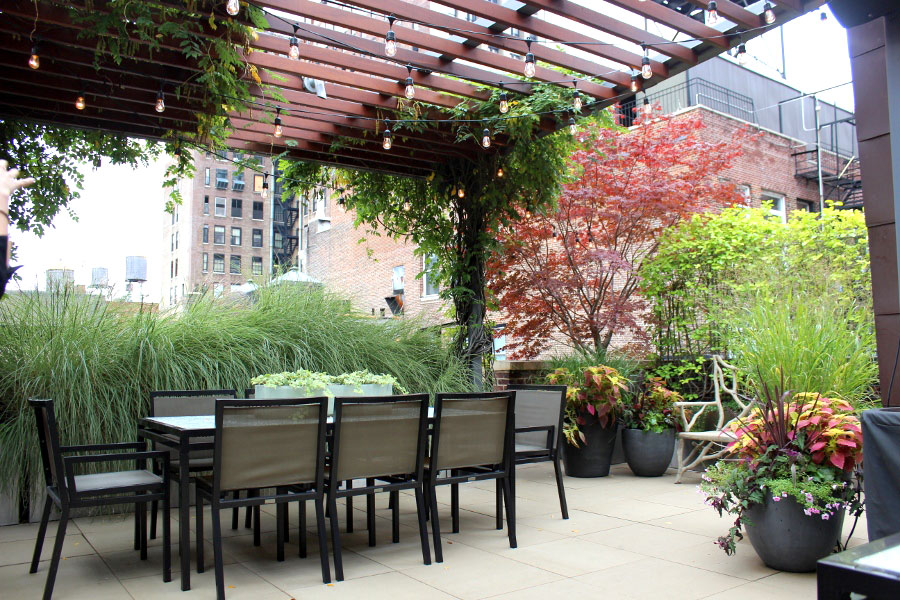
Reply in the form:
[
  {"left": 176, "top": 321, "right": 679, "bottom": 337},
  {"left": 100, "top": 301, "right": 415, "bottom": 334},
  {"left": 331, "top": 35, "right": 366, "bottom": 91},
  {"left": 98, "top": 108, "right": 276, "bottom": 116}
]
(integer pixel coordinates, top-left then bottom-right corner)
[{"left": 817, "top": 532, "right": 900, "bottom": 600}]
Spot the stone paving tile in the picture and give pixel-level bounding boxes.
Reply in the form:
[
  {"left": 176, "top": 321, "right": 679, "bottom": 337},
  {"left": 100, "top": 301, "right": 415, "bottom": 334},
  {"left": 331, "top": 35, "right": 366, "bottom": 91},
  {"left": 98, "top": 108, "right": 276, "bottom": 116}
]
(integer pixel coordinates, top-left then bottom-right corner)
[{"left": 0, "top": 555, "right": 132, "bottom": 600}]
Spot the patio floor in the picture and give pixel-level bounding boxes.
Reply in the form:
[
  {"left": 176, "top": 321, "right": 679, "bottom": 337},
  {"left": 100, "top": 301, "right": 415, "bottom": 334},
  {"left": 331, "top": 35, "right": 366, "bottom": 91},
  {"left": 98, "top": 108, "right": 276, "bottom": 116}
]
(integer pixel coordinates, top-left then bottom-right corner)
[{"left": 0, "top": 463, "right": 866, "bottom": 600}]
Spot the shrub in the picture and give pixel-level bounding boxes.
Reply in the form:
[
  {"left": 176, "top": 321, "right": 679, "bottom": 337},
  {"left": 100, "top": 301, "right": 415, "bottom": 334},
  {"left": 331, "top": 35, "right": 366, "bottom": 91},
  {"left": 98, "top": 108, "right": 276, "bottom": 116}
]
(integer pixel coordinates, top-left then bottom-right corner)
[{"left": 546, "top": 364, "right": 629, "bottom": 445}]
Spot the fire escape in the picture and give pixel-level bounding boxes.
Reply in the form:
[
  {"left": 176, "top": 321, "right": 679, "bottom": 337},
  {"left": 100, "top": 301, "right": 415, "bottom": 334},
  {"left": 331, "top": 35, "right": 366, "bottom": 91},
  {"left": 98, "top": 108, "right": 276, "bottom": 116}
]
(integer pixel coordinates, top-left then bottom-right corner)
[
  {"left": 271, "top": 167, "right": 299, "bottom": 268},
  {"left": 792, "top": 147, "right": 863, "bottom": 210}
]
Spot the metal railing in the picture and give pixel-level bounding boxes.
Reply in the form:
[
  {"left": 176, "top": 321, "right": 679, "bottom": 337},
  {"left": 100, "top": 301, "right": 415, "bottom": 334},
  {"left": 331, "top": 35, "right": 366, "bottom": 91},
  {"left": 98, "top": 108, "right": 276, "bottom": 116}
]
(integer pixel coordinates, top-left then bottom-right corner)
[{"left": 618, "top": 77, "right": 756, "bottom": 126}]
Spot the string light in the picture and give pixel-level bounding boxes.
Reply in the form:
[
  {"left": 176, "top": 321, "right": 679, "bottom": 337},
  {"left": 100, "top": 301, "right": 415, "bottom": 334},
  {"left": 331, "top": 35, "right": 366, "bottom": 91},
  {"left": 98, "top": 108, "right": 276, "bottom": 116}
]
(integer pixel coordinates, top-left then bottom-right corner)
[
  {"left": 288, "top": 25, "right": 300, "bottom": 60},
  {"left": 226, "top": 0, "right": 240, "bottom": 16},
  {"left": 457, "top": 187, "right": 465, "bottom": 199},
  {"left": 155, "top": 86, "right": 166, "bottom": 113},
  {"left": 641, "top": 44, "right": 652, "bottom": 79},
  {"left": 75, "top": 93, "right": 86, "bottom": 111},
  {"left": 763, "top": 3, "right": 776, "bottom": 25},
  {"left": 496, "top": 167, "right": 504, "bottom": 178},
  {"left": 385, "top": 15, "right": 397, "bottom": 57},
  {"left": 630, "top": 74, "right": 639, "bottom": 93},
  {"left": 736, "top": 42, "right": 748, "bottom": 65},
  {"left": 568, "top": 117, "right": 577, "bottom": 135},
  {"left": 482, "top": 122, "right": 491, "bottom": 148},
  {"left": 524, "top": 40, "right": 536, "bottom": 78},
  {"left": 820, "top": 10, "right": 827, "bottom": 21},
  {"left": 707, "top": 1, "right": 719, "bottom": 26},
  {"left": 643, "top": 96, "right": 652, "bottom": 117},
  {"left": 28, "top": 43, "right": 40, "bottom": 70},
  {"left": 498, "top": 83, "right": 509, "bottom": 114},
  {"left": 261, "top": 173, "right": 269, "bottom": 199},
  {"left": 273, "top": 107, "right": 283, "bottom": 137},
  {"left": 573, "top": 84, "right": 582, "bottom": 112},
  {"left": 382, "top": 119, "right": 392, "bottom": 150},
  {"left": 404, "top": 64, "right": 415, "bottom": 99}
]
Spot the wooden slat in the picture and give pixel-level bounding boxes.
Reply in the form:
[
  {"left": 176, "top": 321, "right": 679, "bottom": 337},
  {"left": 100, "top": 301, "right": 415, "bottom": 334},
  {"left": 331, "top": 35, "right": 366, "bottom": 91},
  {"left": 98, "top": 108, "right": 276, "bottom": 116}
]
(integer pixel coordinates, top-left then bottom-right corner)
[
  {"left": 600, "top": 0, "right": 730, "bottom": 48},
  {"left": 689, "top": 0, "right": 765, "bottom": 30}
]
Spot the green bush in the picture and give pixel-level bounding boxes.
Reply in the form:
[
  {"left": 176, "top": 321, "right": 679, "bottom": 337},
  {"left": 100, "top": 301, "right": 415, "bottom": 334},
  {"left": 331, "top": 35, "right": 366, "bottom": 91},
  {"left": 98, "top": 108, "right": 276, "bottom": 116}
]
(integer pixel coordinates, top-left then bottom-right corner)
[{"left": 0, "top": 284, "right": 472, "bottom": 496}]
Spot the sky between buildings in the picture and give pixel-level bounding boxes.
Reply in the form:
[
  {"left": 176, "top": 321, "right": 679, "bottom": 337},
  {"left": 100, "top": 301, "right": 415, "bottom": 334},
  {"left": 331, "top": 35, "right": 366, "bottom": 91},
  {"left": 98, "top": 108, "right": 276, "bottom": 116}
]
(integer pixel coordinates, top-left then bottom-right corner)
[{"left": 9, "top": 3, "right": 853, "bottom": 303}]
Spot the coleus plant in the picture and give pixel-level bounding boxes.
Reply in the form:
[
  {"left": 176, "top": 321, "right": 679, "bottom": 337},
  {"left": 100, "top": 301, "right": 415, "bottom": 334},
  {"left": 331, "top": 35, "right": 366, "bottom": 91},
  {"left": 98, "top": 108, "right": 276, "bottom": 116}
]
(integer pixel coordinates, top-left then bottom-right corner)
[
  {"left": 547, "top": 365, "right": 629, "bottom": 446},
  {"left": 621, "top": 377, "right": 683, "bottom": 433}
]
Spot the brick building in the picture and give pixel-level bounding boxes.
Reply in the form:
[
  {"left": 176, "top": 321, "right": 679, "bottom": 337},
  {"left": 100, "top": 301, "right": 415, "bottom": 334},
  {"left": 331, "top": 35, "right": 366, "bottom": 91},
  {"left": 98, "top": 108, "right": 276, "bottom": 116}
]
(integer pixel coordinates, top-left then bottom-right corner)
[{"left": 160, "top": 150, "right": 300, "bottom": 308}]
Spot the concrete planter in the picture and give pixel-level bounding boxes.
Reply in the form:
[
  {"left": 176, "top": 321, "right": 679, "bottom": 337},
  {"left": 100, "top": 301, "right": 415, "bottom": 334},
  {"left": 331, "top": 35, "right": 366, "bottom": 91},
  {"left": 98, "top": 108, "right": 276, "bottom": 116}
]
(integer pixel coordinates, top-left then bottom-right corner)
[
  {"left": 622, "top": 428, "right": 676, "bottom": 477},
  {"left": 254, "top": 383, "right": 393, "bottom": 415},
  {"left": 562, "top": 419, "right": 618, "bottom": 477}
]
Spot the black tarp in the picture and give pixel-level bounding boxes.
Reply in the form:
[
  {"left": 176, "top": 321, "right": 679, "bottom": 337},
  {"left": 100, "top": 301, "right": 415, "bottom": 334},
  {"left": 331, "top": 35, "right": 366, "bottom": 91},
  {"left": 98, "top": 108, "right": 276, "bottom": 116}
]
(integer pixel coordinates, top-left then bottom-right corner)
[{"left": 861, "top": 407, "right": 900, "bottom": 541}]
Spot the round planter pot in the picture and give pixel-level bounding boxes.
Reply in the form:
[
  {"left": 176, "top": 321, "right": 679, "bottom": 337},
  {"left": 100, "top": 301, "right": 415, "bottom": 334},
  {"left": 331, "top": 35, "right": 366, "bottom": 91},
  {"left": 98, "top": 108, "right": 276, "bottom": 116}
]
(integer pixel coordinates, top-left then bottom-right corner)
[
  {"left": 622, "top": 428, "right": 676, "bottom": 477},
  {"left": 562, "top": 420, "right": 618, "bottom": 478},
  {"left": 744, "top": 493, "right": 845, "bottom": 572}
]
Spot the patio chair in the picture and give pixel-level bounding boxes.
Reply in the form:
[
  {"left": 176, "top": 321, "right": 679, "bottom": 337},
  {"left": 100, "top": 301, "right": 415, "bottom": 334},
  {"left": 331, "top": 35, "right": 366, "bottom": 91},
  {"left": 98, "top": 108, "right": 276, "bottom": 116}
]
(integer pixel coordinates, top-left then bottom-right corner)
[
  {"left": 501, "top": 384, "right": 568, "bottom": 521},
  {"left": 195, "top": 397, "right": 332, "bottom": 600},
  {"left": 327, "top": 394, "right": 432, "bottom": 581},
  {"left": 674, "top": 355, "right": 756, "bottom": 483},
  {"left": 428, "top": 392, "right": 517, "bottom": 563},
  {"left": 29, "top": 399, "right": 171, "bottom": 600},
  {"left": 147, "top": 389, "right": 237, "bottom": 541}
]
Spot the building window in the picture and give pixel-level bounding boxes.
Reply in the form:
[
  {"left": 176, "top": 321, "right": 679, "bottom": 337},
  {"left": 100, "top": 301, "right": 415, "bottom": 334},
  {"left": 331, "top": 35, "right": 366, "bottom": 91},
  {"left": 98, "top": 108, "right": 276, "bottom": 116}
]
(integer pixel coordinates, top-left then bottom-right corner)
[
  {"left": 738, "top": 184, "right": 751, "bottom": 206},
  {"left": 233, "top": 171, "right": 245, "bottom": 192},
  {"left": 274, "top": 203, "right": 284, "bottom": 224},
  {"left": 231, "top": 227, "right": 242, "bottom": 246},
  {"left": 213, "top": 283, "right": 224, "bottom": 297},
  {"left": 230, "top": 255, "right": 241, "bottom": 274},
  {"left": 763, "top": 191, "right": 786, "bottom": 223},
  {"left": 213, "top": 253, "right": 225, "bottom": 273},
  {"left": 202, "top": 225, "right": 209, "bottom": 244},
  {"left": 798, "top": 199, "right": 816, "bottom": 212},
  {"left": 175, "top": 232, "right": 179, "bottom": 250},
  {"left": 392, "top": 265, "right": 405, "bottom": 294},
  {"left": 174, "top": 258, "right": 178, "bottom": 277},
  {"left": 171, "top": 210, "right": 175, "bottom": 225},
  {"left": 214, "top": 225, "right": 226, "bottom": 245},
  {"left": 252, "top": 256, "right": 263, "bottom": 276},
  {"left": 252, "top": 228, "right": 263, "bottom": 248},
  {"left": 215, "top": 197, "right": 226, "bottom": 217},
  {"left": 204, "top": 168, "right": 210, "bottom": 187},
  {"left": 252, "top": 201, "right": 264, "bottom": 220},
  {"left": 170, "top": 233, "right": 175, "bottom": 252},
  {"left": 231, "top": 198, "right": 242, "bottom": 218},
  {"left": 253, "top": 173, "right": 265, "bottom": 193},
  {"left": 202, "top": 253, "right": 209, "bottom": 273},
  {"left": 274, "top": 231, "right": 283, "bottom": 249},
  {"left": 302, "top": 200, "right": 308, "bottom": 216},
  {"left": 422, "top": 254, "right": 440, "bottom": 298},
  {"left": 169, "top": 260, "right": 174, "bottom": 278},
  {"left": 203, "top": 195, "right": 210, "bottom": 215},
  {"left": 216, "top": 168, "right": 228, "bottom": 189}
]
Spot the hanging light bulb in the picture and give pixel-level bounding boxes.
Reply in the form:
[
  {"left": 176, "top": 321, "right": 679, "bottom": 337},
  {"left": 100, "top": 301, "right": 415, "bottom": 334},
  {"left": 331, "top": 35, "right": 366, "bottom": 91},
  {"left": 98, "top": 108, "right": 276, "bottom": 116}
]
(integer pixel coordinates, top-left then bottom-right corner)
[
  {"left": 573, "top": 86, "right": 582, "bottom": 112},
  {"left": 707, "top": 1, "right": 719, "bottom": 25},
  {"left": 28, "top": 44, "right": 40, "bottom": 70},
  {"left": 641, "top": 45, "right": 652, "bottom": 79},
  {"left": 820, "top": 10, "right": 827, "bottom": 21},
  {"left": 763, "top": 3, "right": 776, "bottom": 25},
  {"left": 382, "top": 119, "right": 393, "bottom": 150},
  {"left": 630, "top": 74, "right": 639, "bottom": 93},
  {"left": 385, "top": 15, "right": 397, "bottom": 57},
  {"left": 736, "top": 43, "right": 748, "bottom": 65},
  {"left": 568, "top": 117, "right": 577, "bottom": 136},
  {"left": 498, "top": 83, "right": 509, "bottom": 114},
  {"left": 226, "top": 0, "right": 240, "bottom": 16},
  {"left": 496, "top": 167, "right": 504, "bottom": 178},
  {"left": 524, "top": 40, "right": 536, "bottom": 78},
  {"left": 643, "top": 96, "right": 652, "bottom": 117},
  {"left": 273, "top": 108, "right": 283, "bottom": 138},
  {"left": 155, "top": 87, "right": 165, "bottom": 113},
  {"left": 261, "top": 174, "right": 269, "bottom": 199},
  {"left": 457, "top": 187, "right": 465, "bottom": 199},
  {"left": 288, "top": 25, "right": 300, "bottom": 60},
  {"left": 93, "top": 157, "right": 102, "bottom": 169},
  {"left": 74, "top": 93, "right": 86, "bottom": 110},
  {"left": 404, "top": 65, "right": 415, "bottom": 99},
  {"left": 482, "top": 123, "right": 491, "bottom": 149}
]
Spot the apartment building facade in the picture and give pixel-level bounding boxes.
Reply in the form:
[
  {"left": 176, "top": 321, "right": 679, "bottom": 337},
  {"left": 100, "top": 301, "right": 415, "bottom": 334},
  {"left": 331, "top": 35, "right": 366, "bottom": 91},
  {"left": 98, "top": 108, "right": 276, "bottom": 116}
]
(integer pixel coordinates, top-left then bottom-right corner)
[{"left": 160, "top": 150, "right": 300, "bottom": 307}]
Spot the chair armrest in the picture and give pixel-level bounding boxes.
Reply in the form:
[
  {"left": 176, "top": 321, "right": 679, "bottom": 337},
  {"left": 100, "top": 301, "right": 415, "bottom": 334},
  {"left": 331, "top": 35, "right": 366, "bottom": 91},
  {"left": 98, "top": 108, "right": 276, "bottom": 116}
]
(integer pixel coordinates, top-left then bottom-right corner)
[
  {"left": 515, "top": 425, "right": 555, "bottom": 450},
  {"left": 60, "top": 442, "right": 146, "bottom": 453},
  {"left": 63, "top": 450, "right": 169, "bottom": 466}
]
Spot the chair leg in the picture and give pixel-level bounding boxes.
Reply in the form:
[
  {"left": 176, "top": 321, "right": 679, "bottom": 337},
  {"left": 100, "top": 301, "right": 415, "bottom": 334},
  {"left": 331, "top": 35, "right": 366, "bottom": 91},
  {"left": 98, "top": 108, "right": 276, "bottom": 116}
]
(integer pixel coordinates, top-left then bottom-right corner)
[
  {"left": 253, "top": 504, "right": 261, "bottom": 547},
  {"left": 314, "top": 497, "right": 331, "bottom": 583},
  {"left": 328, "top": 493, "right": 344, "bottom": 581},
  {"left": 30, "top": 495, "right": 53, "bottom": 574},
  {"left": 283, "top": 497, "right": 290, "bottom": 544},
  {"left": 41, "top": 504, "right": 69, "bottom": 600},
  {"left": 391, "top": 490, "right": 400, "bottom": 543},
  {"left": 366, "top": 478, "right": 376, "bottom": 547},
  {"left": 196, "top": 495, "right": 204, "bottom": 572},
  {"left": 414, "top": 486, "right": 431, "bottom": 566},
  {"left": 553, "top": 457, "right": 569, "bottom": 519},
  {"left": 451, "top": 472, "right": 460, "bottom": 534},
  {"left": 211, "top": 507, "right": 226, "bottom": 600},
  {"left": 276, "top": 497, "right": 285, "bottom": 562},
  {"left": 502, "top": 475, "right": 517, "bottom": 549},
  {"left": 134, "top": 500, "right": 141, "bottom": 551},
  {"left": 495, "top": 479, "right": 503, "bottom": 530},
  {"left": 345, "top": 480, "right": 353, "bottom": 533},
  {"left": 244, "top": 489, "right": 255, "bottom": 528},
  {"left": 139, "top": 500, "right": 148, "bottom": 560},
  {"left": 162, "top": 485, "right": 172, "bottom": 583},
  {"left": 299, "top": 500, "right": 308, "bottom": 558},
  {"left": 150, "top": 498, "right": 158, "bottom": 540},
  {"left": 428, "top": 484, "right": 443, "bottom": 563},
  {"left": 675, "top": 438, "right": 685, "bottom": 484},
  {"left": 231, "top": 491, "right": 240, "bottom": 530}
]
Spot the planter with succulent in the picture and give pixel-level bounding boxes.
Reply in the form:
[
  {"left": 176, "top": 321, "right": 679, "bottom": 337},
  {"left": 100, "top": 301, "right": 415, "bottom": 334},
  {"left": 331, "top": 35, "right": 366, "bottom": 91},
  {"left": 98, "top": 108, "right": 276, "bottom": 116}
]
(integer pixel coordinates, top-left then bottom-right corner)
[
  {"left": 547, "top": 365, "right": 629, "bottom": 478},
  {"left": 621, "top": 377, "right": 682, "bottom": 477},
  {"left": 699, "top": 385, "right": 864, "bottom": 572},
  {"left": 251, "top": 369, "right": 405, "bottom": 414}
]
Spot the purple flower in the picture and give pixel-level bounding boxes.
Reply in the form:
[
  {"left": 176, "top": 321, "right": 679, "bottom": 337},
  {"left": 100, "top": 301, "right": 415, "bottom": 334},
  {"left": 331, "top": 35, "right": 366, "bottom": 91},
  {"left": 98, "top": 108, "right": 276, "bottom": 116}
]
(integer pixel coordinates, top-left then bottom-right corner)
[
  {"left": 822, "top": 513, "right": 830, "bottom": 520},
  {"left": 772, "top": 496, "right": 781, "bottom": 502}
]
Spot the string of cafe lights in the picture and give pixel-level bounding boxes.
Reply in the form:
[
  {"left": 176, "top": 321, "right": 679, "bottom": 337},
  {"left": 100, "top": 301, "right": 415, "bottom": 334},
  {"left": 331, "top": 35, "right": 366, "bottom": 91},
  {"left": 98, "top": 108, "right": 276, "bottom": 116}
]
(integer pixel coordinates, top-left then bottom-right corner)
[{"left": 22, "top": 0, "right": 779, "bottom": 149}]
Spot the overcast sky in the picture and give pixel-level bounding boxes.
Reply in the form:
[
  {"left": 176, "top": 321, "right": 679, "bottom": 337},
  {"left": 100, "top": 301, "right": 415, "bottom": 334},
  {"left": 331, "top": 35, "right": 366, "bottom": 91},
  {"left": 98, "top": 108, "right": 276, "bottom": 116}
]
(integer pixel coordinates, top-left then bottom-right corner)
[{"left": 8, "top": 4, "right": 852, "bottom": 303}]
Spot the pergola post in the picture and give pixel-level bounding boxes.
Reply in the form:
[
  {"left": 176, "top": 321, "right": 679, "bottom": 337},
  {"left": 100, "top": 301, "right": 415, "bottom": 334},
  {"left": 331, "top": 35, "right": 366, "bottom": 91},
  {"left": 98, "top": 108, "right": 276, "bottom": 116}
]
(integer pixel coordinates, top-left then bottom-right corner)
[{"left": 839, "top": 4, "right": 900, "bottom": 406}]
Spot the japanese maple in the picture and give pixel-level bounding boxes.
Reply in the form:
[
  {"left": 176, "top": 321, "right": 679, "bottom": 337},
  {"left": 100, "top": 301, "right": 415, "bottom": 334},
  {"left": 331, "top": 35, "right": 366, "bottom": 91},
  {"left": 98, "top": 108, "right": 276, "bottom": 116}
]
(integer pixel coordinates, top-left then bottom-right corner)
[{"left": 489, "top": 108, "right": 744, "bottom": 358}]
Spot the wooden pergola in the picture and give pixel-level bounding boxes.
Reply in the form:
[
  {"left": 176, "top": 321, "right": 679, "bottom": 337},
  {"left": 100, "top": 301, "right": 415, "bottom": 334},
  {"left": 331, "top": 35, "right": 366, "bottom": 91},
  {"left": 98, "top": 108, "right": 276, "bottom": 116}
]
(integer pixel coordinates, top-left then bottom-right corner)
[{"left": 1, "top": 0, "right": 825, "bottom": 177}]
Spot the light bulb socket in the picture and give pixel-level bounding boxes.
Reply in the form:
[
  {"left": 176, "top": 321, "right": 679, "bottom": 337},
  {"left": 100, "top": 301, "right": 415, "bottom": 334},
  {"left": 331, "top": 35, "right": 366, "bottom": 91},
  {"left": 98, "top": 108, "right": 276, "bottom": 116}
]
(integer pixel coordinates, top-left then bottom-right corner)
[
  {"left": 385, "top": 30, "right": 395, "bottom": 43},
  {"left": 405, "top": 76, "right": 413, "bottom": 87},
  {"left": 708, "top": 1, "right": 717, "bottom": 11},
  {"left": 525, "top": 52, "right": 535, "bottom": 66},
  {"left": 763, "top": 2, "right": 776, "bottom": 24}
]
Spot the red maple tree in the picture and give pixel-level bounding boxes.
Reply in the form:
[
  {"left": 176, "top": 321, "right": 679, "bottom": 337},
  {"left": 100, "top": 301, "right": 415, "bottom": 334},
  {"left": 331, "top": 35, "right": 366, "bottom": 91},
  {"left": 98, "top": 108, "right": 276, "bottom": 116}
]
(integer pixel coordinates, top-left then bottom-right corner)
[{"left": 489, "top": 109, "right": 745, "bottom": 359}]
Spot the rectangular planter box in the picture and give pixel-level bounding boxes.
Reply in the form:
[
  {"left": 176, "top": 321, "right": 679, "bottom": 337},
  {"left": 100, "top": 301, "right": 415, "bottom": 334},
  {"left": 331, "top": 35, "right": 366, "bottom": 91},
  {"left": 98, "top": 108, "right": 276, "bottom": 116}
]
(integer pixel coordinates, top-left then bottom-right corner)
[{"left": 254, "top": 383, "right": 393, "bottom": 416}]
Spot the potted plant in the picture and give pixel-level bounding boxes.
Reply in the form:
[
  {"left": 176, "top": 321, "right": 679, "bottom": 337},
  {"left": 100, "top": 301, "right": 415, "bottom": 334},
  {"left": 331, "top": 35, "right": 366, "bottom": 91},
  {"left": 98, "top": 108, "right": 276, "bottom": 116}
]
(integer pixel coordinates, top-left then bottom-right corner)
[
  {"left": 621, "top": 377, "right": 682, "bottom": 477},
  {"left": 547, "top": 365, "right": 628, "bottom": 478},
  {"left": 699, "top": 385, "right": 864, "bottom": 572},
  {"left": 251, "top": 369, "right": 404, "bottom": 414}
]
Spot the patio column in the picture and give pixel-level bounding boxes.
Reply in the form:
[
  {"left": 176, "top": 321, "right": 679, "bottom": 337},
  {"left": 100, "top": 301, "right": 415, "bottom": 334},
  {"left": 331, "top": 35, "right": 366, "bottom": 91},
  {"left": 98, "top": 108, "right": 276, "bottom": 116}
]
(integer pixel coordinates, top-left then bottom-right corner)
[{"left": 837, "top": 4, "right": 900, "bottom": 406}]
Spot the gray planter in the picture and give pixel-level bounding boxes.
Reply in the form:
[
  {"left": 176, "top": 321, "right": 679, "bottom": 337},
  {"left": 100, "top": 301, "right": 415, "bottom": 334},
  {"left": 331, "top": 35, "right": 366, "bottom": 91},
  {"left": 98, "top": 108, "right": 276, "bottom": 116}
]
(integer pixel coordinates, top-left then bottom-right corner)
[
  {"left": 562, "top": 419, "right": 618, "bottom": 477},
  {"left": 255, "top": 383, "right": 392, "bottom": 416},
  {"left": 744, "top": 493, "right": 845, "bottom": 572},
  {"left": 622, "top": 428, "right": 676, "bottom": 477}
]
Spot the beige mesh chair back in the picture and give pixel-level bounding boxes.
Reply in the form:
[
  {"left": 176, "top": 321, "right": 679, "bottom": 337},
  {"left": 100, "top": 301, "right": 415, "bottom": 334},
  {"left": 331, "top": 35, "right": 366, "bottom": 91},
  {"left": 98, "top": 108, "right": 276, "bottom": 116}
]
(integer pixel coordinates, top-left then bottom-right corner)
[
  {"left": 432, "top": 394, "right": 512, "bottom": 471},
  {"left": 151, "top": 389, "right": 237, "bottom": 417}
]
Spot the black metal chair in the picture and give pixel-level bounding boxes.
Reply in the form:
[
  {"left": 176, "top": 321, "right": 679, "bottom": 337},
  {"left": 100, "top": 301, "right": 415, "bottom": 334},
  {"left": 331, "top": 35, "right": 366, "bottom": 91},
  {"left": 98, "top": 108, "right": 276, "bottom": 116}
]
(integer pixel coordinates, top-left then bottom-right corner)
[
  {"left": 327, "top": 394, "right": 432, "bottom": 581},
  {"left": 428, "top": 391, "right": 517, "bottom": 563},
  {"left": 499, "top": 384, "right": 569, "bottom": 522},
  {"left": 29, "top": 399, "right": 171, "bottom": 600},
  {"left": 147, "top": 389, "right": 237, "bottom": 541},
  {"left": 195, "top": 397, "right": 332, "bottom": 600}
]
